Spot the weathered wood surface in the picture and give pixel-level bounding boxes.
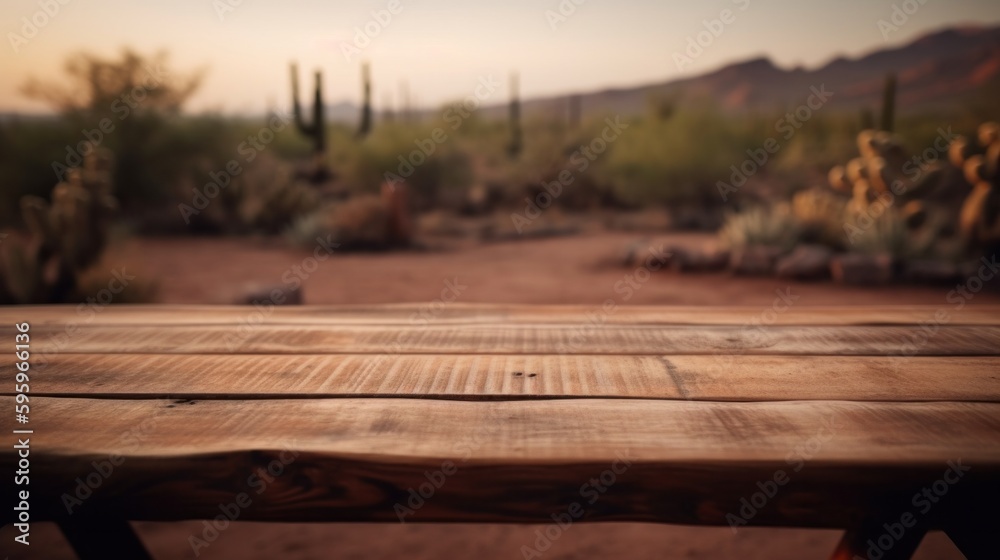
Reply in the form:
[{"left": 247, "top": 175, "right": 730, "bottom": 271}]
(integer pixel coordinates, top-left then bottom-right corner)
[
  {"left": 1, "top": 304, "right": 999, "bottom": 530},
  {"left": 6, "top": 397, "right": 1000, "bottom": 526},
  {"left": 4, "top": 353, "right": 1000, "bottom": 402},
  {"left": 9, "top": 304, "right": 998, "bottom": 326},
  {"left": 7, "top": 323, "right": 1000, "bottom": 355}
]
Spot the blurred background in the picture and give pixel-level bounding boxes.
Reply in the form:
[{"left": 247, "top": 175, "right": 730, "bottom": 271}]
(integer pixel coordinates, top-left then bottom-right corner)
[
  {"left": 2, "top": 0, "right": 1000, "bottom": 308},
  {"left": 1, "top": 0, "right": 1000, "bottom": 557}
]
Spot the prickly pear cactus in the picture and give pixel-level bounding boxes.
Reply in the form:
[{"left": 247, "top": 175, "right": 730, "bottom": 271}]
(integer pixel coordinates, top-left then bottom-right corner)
[
  {"left": 827, "top": 129, "right": 945, "bottom": 241},
  {"left": 949, "top": 122, "right": 1000, "bottom": 250},
  {"left": 0, "top": 145, "right": 118, "bottom": 303}
]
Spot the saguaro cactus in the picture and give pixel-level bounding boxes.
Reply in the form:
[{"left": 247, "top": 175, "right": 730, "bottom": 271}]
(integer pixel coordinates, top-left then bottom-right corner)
[
  {"left": 949, "top": 122, "right": 1000, "bottom": 251},
  {"left": 507, "top": 72, "right": 522, "bottom": 158},
  {"left": 568, "top": 94, "right": 581, "bottom": 129},
  {"left": 357, "top": 62, "right": 373, "bottom": 139},
  {"left": 880, "top": 73, "right": 896, "bottom": 133},
  {"left": 290, "top": 63, "right": 326, "bottom": 155},
  {"left": 382, "top": 93, "right": 395, "bottom": 123}
]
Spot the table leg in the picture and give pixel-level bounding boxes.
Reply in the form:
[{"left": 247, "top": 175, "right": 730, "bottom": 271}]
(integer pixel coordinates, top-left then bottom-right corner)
[
  {"left": 942, "top": 510, "right": 998, "bottom": 560},
  {"left": 57, "top": 517, "right": 152, "bottom": 560},
  {"left": 828, "top": 515, "right": 927, "bottom": 560}
]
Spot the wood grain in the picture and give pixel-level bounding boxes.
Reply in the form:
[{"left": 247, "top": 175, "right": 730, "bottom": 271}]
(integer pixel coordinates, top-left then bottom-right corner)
[
  {"left": 10, "top": 323, "right": 1000, "bottom": 355},
  {"left": 7, "top": 353, "right": 1000, "bottom": 402},
  {"left": 4, "top": 397, "right": 999, "bottom": 526},
  {"left": 7, "top": 304, "right": 999, "bottom": 326},
  {"left": 4, "top": 304, "right": 998, "bottom": 532}
]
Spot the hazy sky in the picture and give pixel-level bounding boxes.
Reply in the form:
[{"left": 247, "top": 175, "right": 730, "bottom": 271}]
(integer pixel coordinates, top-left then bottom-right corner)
[{"left": 3, "top": 0, "right": 1000, "bottom": 114}]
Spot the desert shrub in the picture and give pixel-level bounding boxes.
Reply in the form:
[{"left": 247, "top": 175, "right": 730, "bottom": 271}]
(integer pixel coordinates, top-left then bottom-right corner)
[
  {"left": 288, "top": 196, "right": 392, "bottom": 250},
  {"left": 791, "top": 188, "right": 848, "bottom": 248},
  {"left": 719, "top": 203, "right": 800, "bottom": 250},
  {"left": 596, "top": 105, "right": 774, "bottom": 206},
  {"left": 340, "top": 122, "right": 473, "bottom": 211},
  {"left": 847, "top": 209, "right": 929, "bottom": 258}
]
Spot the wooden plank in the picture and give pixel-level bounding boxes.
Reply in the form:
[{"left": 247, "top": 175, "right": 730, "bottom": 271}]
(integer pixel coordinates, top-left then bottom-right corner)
[
  {"left": 8, "top": 353, "right": 1000, "bottom": 403},
  {"left": 6, "top": 304, "right": 1000, "bottom": 327},
  {"left": 8, "top": 354, "right": 682, "bottom": 399},
  {"left": 11, "top": 323, "right": 1000, "bottom": 356},
  {"left": 5, "top": 397, "right": 1000, "bottom": 527},
  {"left": 14, "top": 397, "right": 999, "bottom": 468}
]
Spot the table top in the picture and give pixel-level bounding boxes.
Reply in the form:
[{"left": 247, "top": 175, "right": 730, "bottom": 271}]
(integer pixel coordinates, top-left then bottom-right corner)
[{"left": 3, "top": 304, "right": 1000, "bottom": 528}]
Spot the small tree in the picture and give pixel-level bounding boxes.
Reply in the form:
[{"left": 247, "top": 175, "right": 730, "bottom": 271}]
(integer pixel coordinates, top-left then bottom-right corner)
[
  {"left": 21, "top": 48, "right": 201, "bottom": 117},
  {"left": 20, "top": 49, "right": 203, "bottom": 207}
]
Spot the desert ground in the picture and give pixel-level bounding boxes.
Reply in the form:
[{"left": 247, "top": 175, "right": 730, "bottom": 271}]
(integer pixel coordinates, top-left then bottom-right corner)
[
  {"left": 4, "top": 231, "right": 993, "bottom": 560},
  {"left": 104, "top": 231, "right": 1000, "bottom": 306}
]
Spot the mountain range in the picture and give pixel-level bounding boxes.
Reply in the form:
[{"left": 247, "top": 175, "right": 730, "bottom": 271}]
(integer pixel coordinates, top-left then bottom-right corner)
[{"left": 429, "top": 24, "right": 1000, "bottom": 122}]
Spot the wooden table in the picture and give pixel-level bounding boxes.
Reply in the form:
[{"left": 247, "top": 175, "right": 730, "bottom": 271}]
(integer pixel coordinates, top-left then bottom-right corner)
[{"left": 3, "top": 304, "right": 1000, "bottom": 559}]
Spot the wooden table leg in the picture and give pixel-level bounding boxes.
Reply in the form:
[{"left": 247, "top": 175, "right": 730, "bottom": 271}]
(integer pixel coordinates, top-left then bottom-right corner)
[
  {"left": 828, "top": 515, "right": 927, "bottom": 560},
  {"left": 942, "top": 509, "right": 998, "bottom": 559},
  {"left": 57, "top": 517, "right": 152, "bottom": 560}
]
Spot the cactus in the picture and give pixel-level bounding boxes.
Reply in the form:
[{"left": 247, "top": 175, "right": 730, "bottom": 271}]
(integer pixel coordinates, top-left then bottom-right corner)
[
  {"left": 506, "top": 72, "right": 522, "bottom": 159},
  {"left": 568, "top": 94, "right": 581, "bottom": 128},
  {"left": 880, "top": 73, "right": 896, "bottom": 133},
  {"left": 826, "top": 128, "right": 945, "bottom": 251},
  {"left": 0, "top": 146, "right": 118, "bottom": 303},
  {"left": 292, "top": 63, "right": 326, "bottom": 172},
  {"left": 357, "top": 62, "right": 373, "bottom": 139},
  {"left": 859, "top": 108, "right": 875, "bottom": 131},
  {"left": 382, "top": 93, "right": 395, "bottom": 123},
  {"left": 949, "top": 122, "right": 1000, "bottom": 251}
]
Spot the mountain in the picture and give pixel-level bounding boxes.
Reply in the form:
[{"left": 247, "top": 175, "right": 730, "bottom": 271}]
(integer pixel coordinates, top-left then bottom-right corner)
[
  {"left": 467, "top": 24, "right": 1000, "bottom": 120},
  {"left": 322, "top": 25, "right": 1000, "bottom": 123}
]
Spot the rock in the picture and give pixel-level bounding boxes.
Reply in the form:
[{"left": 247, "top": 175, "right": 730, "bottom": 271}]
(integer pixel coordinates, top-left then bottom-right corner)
[
  {"left": 671, "top": 247, "right": 729, "bottom": 272},
  {"left": 775, "top": 245, "right": 833, "bottom": 280},
  {"left": 238, "top": 283, "right": 302, "bottom": 306},
  {"left": 830, "top": 253, "right": 894, "bottom": 285},
  {"left": 902, "top": 259, "right": 959, "bottom": 284},
  {"left": 619, "top": 238, "right": 654, "bottom": 268},
  {"left": 381, "top": 181, "right": 412, "bottom": 246},
  {"left": 729, "top": 246, "right": 785, "bottom": 276}
]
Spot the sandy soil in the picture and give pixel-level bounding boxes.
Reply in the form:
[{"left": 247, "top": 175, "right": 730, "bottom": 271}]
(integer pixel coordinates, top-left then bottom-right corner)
[{"left": 6, "top": 232, "right": 990, "bottom": 559}]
